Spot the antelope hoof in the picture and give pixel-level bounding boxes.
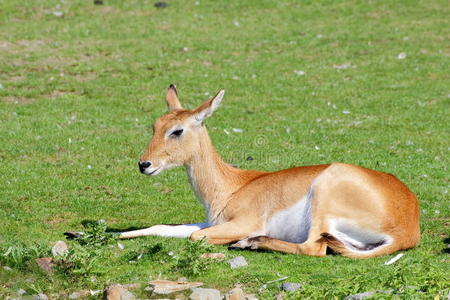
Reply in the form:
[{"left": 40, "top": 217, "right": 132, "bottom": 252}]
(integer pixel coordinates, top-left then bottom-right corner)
[
  {"left": 231, "top": 236, "right": 265, "bottom": 250},
  {"left": 64, "top": 231, "right": 84, "bottom": 239}
]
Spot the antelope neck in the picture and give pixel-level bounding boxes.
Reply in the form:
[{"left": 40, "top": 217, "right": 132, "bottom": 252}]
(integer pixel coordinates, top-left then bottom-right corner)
[{"left": 185, "top": 129, "right": 242, "bottom": 224}]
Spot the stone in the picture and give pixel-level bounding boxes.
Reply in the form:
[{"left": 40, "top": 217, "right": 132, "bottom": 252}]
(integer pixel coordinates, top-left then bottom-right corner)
[
  {"left": 225, "top": 287, "right": 245, "bottom": 300},
  {"left": 35, "top": 257, "right": 55, "bottom": 273},
  {"left": 149, "top": 280, "right": 203, "bottom": 295},
  {"left": 3, "top": 266, "right": 12, "bottom": 271},
  {"left": 33, "top": 294, "right": 49, "bottom": 300},
  {"left": 344, "top": 291, "right": 374, "bottom": 300},
  {"left": 280, "top": 282, "right": 301, "bottom": 292},
  {"left": 68, "top": 290, "right": 90, "bottom": 299},
  {"left": 105, "top": 284, "right": 136, "bottom": 300},
  {"left": 17, "top": 288, "right": 27, "bottom": 296},
  {"left": 200, "top": 253, "right": 226, "bottom": 259},
  {"left": 189, "top": 288, "right": 221, "bottom": 300},
  {"left": 228, "top": 256, "right": 248, "bottom": 269},
  {"left": 51, "top": 241, "right": 69, "bottom": 257}
]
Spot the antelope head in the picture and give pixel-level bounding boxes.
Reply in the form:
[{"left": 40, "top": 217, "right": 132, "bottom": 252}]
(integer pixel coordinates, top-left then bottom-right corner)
[{"left": 138, "top": 85, "right": 225, "bottom": 176}]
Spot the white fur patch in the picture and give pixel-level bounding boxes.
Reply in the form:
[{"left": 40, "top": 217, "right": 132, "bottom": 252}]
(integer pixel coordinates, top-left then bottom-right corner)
[
  {"left": 120, "top": 223, "right": 209, "bottom": 239},
  {"left": 265, "top": 192, "right": 312, "bottom": 243},
  {"left": 329, "top": 219, "right": 393, "bottom": 253}
]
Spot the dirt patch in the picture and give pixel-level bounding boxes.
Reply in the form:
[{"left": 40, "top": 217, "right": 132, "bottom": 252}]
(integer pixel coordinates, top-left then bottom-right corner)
[
  {"left": 46, "top": 90, "right": 79, "bottom": 99},
  {"left": 16, "top": 39, "right": 46, "bottom": 48},
  {"left": 98, "top": 5, "right": 121, "bottom": 14},
  {"left": 46, "top": 213, "right": 73, "bottom": 225},
  {"left": 72, "top": 72, "right": 97, "bottom": 82},
  {"left": 3, "top": 75, "right": 26, "bottom": 82},
  {"left": 1, "top": 96, "right": 34, "bottom": 104},
  {"left": 0, "top": 40, "right": 12, "bottom": 49}
]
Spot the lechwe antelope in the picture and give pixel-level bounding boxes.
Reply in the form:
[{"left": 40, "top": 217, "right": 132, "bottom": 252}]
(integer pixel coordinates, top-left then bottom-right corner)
[{"left": 121, "top": 85, "right": 420, "bottom": 258}]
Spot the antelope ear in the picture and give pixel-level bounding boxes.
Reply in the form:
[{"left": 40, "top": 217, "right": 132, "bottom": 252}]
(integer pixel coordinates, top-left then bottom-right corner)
[
  {"left": 193, "top": 89, "right": 225, "bottom": 123},
  {"left": 165, "top": 84, "right": 182, "bottom": 111}
]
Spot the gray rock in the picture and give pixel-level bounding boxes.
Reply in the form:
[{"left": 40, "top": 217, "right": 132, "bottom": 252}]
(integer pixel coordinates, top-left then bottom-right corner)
[
  {"left": 190, "top": 288, "right": 221, "bottom": 300},
  {"left": 280, "top": 282, "right": 301, "bottom": 292},
  {"left": 149, "top": 280, "right": 203, "bottom": 295},
  {"left": 51, "top": 240, "right": 69, "bottom": 257},
  {"left": 17, "top": 289, "right": 27, "bottom": 296},
  {"left": 228, "top": 256, "right": 248, "bottom": 269},
  {"left": 345, "top": 291, "right": 374, "bottom": 300},
  {"left": 105, "top": 284, "right": 136, "bottom": 300},
  {"left": 33, "top": 293, "right": 49, "bottom": 300},
  {"left": 3, "top": 266, "right": 12, "bottom": 271}
]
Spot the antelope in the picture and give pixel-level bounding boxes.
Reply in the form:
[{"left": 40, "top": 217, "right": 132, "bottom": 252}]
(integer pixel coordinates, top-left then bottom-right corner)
[{"left": 121, "top": 85, "right": 420, "bottom": 258}]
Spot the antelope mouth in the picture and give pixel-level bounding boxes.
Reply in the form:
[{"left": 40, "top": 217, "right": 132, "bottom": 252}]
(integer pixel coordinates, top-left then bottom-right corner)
[{"left": 146, "top": 167, "right": 162, "bottom": 176}]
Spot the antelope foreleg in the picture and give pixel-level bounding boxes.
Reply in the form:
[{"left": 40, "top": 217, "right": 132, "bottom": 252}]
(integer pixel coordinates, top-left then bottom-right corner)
[
  {"left": 190, "top": 221, "right": 258, "bottom": 245},
  {"left": 119, "top": 223, "right": 209, "bottom": 239},
  {"left": 231, "top": 235, "right": 327, "bottom": 257}
]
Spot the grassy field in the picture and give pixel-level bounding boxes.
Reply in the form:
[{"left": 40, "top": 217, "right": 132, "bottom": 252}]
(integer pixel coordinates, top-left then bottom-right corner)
[{"left": 0, "top": 0, "right": 449, "bottom": 298}]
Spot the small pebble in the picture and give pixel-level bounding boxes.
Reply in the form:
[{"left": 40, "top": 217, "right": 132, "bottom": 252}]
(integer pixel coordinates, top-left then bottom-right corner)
[
  {"left": 190, "top": 288, "right": 221, "bottom": 300},
  {"left": 228, "top": 256, "right": 248, "bottom": 269},
  {"left": 53, "top": 11, "right": 63, "bottom": 17},
  {"left": 33, "top": 293, "right": 49, "bottom": 300},
  {"left": 345, "top": 291, "right": 374, "bottom": 300},
  {"left": 397, "top": 52, "right": 407, "bottom": 59},
  {"left": 51, "top": 240, "right": 69, "bottom": 257},
  {"left": 281, "top": 282, "right": 301, "bottom": 292}
]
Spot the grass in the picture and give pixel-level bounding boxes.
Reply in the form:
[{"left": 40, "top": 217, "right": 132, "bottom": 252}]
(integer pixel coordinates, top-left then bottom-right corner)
[{"left": 0, "top": 0, "right": 449, "bottom": 298}]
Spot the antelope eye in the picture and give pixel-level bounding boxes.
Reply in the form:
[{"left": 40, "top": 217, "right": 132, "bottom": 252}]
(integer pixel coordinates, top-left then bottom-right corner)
[{"left": 170, "top": 129, "right": 184, "bottom": 137}]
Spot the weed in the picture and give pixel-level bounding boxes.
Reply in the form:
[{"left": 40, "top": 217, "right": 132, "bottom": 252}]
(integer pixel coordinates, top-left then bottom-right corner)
[
  {"left": 172, "top": 239, "right": 214, "bottom": 276},
  {"left": 76, "top": 220, "right": 117, "bottom": 248},
  {"left": 0, "top": 242, "right": 50, "bottom": 269},
  {"left": 54, "top": 243, "right": 104, "bottom": 279}
]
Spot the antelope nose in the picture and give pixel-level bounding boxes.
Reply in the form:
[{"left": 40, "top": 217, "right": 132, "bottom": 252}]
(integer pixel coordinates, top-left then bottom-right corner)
[{"left": 138, "top": 161, "right": 151, "bottom": 173}]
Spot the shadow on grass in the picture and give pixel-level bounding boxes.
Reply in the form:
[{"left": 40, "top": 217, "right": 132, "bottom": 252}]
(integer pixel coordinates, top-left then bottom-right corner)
[{"left": 442, "top": 237, "right": 450, "bottom": 254}]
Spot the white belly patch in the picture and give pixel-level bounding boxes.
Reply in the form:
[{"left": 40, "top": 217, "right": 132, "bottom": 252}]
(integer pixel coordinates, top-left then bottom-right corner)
[{"left": 265, "top": 194, "right": 312, "bottom": 243}]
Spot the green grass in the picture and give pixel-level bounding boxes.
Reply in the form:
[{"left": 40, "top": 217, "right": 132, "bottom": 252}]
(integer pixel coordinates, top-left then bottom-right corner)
[{"left": 0, "top": 0, "right": 449, "bottom": 298}]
